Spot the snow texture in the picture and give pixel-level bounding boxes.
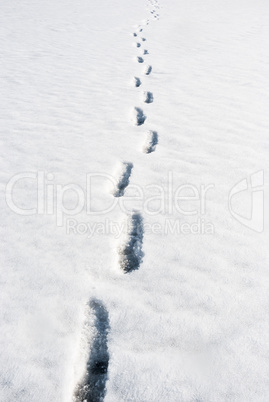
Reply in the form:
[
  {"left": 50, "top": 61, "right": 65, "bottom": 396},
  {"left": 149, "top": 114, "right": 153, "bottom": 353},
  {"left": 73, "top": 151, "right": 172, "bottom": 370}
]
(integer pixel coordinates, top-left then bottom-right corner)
[{"left": 1, "top": 0, "right": 269, "bottom": 401}]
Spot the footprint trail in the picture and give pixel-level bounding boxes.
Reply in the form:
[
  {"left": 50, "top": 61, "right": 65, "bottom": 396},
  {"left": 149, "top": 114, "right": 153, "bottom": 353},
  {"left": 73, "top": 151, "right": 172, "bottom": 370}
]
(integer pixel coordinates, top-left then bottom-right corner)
[{"left": 73, "top": 2, "right": 161, "bottom": 401}]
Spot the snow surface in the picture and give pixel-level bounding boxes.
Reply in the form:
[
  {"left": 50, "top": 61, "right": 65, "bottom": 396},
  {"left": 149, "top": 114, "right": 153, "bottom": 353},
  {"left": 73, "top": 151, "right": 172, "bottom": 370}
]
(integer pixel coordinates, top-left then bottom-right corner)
[{"left": 1, "top": 0, "right": 269, "bottom": 400}]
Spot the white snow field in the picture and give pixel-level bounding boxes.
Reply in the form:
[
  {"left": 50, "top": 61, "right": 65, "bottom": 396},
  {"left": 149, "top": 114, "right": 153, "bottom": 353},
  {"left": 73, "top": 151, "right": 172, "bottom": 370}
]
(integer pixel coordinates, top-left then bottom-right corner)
[{"left": 1, "top": 0, "right": 269, "bottom": 400}]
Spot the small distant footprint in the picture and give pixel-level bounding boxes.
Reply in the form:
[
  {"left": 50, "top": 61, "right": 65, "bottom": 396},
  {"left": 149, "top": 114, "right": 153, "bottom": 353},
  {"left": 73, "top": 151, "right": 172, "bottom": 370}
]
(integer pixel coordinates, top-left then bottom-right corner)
[
  {"left": 133, "top": 33, "right": 137, "bottom": 37},
  {"left": 143, "top": 49, "right": 149, "bottom": 55},
  {"left": 136, "top": 43, "right": 141, "bottom": 48},
  {"left": 143, "top": 130, "right": 158, "bottom": 153},
  {"left": 141, "top": 37, "right": 146, "bottom": 42},
  {"left": 133, "top": 77, "right": 141, "bottom": 87},
  {"left": 143, "top": 91, "right": 154, "bottom": 103},
  {"left": 137, "top": 56, "right": 144, "bottom": 63},
  {"left": 144, "top": 65, "right": 152, "bottom": 75},
  {"left": 133, "top": 107, "right": 146, "bottom": 126}
]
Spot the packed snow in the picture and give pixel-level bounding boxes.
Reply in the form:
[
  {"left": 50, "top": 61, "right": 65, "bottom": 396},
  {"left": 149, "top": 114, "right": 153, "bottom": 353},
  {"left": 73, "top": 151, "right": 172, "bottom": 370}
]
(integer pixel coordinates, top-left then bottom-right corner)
[{"left": 1, "top": 0, "right": 269, "bottom": 400}]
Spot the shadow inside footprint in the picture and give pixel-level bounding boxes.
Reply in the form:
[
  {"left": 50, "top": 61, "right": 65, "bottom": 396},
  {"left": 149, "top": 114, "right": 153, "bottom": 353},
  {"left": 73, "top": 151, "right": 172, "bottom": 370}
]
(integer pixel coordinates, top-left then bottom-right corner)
[
  {"left": 74, "top": 300, "right": 110, "bottom": 402},
  {"left": 113, "top": 162, "right": 133, "bottom": 197},
  {"left": 143, "top": 131, "right": 158, "bottom": 154},
  {"left": 133, "top": 107, "right": 146, "bottom": 125},
  {"left": 118, "top": 213, "right": 144, "bottom": 273},
  {"left": 144, "top": 91, "right": 154, "bottom": 103},
  {"left": 144, "top": 65, "right": 152, "bottom": 75},
  {"left": 133, "top": 77, "right": 141, "bottom": 87}
]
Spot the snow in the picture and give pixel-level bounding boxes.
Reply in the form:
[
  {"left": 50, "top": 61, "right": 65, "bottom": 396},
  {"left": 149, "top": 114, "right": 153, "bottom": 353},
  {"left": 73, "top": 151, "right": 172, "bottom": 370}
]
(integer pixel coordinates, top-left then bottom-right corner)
[{"left": 1, "top": 0, "right": 269, "bottom": 400}]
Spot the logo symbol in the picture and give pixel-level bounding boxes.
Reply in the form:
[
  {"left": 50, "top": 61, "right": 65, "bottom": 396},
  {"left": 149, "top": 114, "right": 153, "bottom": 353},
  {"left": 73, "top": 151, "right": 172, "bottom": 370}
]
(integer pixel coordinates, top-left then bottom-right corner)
[{"left": 229, "top": 170, "right": 264, "bottom": 233}]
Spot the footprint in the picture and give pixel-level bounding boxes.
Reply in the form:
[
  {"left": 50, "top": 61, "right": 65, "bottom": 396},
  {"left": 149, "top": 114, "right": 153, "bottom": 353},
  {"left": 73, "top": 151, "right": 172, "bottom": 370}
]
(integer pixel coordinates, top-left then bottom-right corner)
[
  {"left": 143, "top": 130, "right": 158, "bottom": 153},
  {"left": 113, "top": 162, "right": 133, "bottom": 197},
  {"left": 143, "top": 91, "right": 154, "bottom": 103},
  {"left": 144, "top": 65, "right": 152, "bottom": 75},
  {"left": 118, "top": 212, "right": 144, "bottom": 273},
  {"left": 141, "top": 37, "right": 146, "bottom": 41},
  {"left": 136, "top": 43, "right": 141, "bottom": 48},
  {"left": 137, "top": 56, "right": 144, "bottom": 63},
  {"left": 133, "top": 107, "right": 146, "bottom": 126},
  {"left": 133, "top": 33, "right": 137, "bottom": 37},
  {"left": 133, "top": 77, "right": 141, "bottom": 87},
  {"left": 143, "top": 49, "right": 149, "bottom": 55},
  {"left": 74, "top": 300, "right": 110, "bottom": 402}
]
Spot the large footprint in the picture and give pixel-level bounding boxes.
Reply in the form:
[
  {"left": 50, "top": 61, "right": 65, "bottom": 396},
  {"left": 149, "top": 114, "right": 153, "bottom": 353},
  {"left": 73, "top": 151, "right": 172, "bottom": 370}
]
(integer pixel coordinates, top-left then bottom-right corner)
[{"left": 73, "top": 300, "right": 110, "bottom": 402}]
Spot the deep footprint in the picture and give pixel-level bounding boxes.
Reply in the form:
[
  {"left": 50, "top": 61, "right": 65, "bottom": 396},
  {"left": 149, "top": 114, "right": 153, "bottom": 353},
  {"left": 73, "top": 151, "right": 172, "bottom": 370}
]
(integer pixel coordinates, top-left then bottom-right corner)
[
  {"left": 133, "top": 107, "right": 146, "bottom": 125},
  {"left": 144, "top": 65, "right": 152, "bottom": 75},
  {"left": 113, "top": 162, "right": 133, "bottom": 197},
  {"left": 74, "top": 300, "right": 110, "bottom": 402},
  {"left": 136, "top": 43, "right": 141, "bottom": 48},
  {"left": 143, "top": 49, "right": 149, "bottom": 55},
  {"left": 144, "top": 91, "right": 154, "bottom": 103},
  {"left": 137, "top": 56, "right": 144, "bottom": 63},
  {"left": 133, "top": 77, "right": 141, "bottom": 87},
  {"left": 118, "top": 213, "right": 144, "bottom": 273},
  {"left": 143, "top": 130, "right": 158, "bottom": 153}
]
